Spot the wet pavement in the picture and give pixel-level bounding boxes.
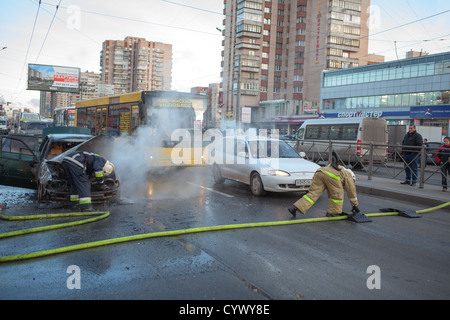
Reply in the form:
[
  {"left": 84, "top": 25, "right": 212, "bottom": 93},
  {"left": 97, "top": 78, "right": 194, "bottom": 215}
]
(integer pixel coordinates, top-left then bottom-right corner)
[{"left": 0, "top": 166, "right": 449, "bottom": 300}]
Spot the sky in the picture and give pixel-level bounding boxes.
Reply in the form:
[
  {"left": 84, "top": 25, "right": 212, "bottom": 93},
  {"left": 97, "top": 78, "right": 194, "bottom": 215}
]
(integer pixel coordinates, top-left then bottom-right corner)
[{"left": 1, "top": 0, "right": 450, "bottom": 111}]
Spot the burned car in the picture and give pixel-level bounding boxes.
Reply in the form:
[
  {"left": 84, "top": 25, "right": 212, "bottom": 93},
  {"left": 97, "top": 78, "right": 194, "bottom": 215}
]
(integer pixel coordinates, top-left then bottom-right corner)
[{"left": 0, "top": 127, "right": 120, "bottom": 204}]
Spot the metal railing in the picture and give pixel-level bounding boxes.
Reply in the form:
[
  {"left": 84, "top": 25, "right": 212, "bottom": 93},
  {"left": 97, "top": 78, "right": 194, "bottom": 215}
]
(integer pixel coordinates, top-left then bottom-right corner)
[{"left": 288, "top": 140, "right": 445, "bottom": 188}]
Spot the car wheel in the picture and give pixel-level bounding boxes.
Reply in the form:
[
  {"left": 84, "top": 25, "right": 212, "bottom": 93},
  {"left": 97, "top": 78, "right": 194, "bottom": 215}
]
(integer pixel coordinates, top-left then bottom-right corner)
[
  {"left": 250, "top": 172, "right": 266, "bottom": 196},
  {"left": 213, "top": 164, "right": 225, "bottom": 184}
]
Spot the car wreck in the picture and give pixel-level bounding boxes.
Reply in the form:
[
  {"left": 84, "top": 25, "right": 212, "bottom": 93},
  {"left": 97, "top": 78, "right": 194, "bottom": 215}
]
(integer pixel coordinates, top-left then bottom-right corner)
[{"left": 0, "top": 127, "right": 120, "bottom": 205}]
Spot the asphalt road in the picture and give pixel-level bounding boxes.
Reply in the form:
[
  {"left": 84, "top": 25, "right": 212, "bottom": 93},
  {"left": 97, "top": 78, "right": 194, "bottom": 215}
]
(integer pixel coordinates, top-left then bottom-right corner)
[{"left": 1, "top": 166, "right": 449, "bottom": 302}]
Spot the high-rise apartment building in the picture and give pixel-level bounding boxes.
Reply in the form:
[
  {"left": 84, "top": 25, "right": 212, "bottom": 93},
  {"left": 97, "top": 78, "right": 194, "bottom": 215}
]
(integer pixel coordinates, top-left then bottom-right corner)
[
  {"left": 100, "top": 36, "right": 172, "bottom": 94},
  {"left": 221, "top": 0, "right": 370, "bottom": 130}
]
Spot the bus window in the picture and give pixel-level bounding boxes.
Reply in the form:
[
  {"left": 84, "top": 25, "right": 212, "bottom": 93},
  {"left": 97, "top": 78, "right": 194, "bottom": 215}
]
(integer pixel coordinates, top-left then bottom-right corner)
[
  {"left": 297, "top": 127, "right": 305, "bottom": 140},
  {"left": 305, "top": 125, "right": 320, "bottom": 139},
  {"left": 76, "top": 107, "right": 87, "bottom": 127},
  {"left": 318, "top": 125, "right": 330, "bottom": 140},
  {"left": 329, "top": 125, "right": 341, "bottom": 140},
  {"left": 107, "top": 104, "right": 131, "bottom": 136},
  {"left": 341, "top": 124, "right": 358, "bottom": 140},
  {"left": 86, "top": 107, "right": 96, "bottom": 134}
]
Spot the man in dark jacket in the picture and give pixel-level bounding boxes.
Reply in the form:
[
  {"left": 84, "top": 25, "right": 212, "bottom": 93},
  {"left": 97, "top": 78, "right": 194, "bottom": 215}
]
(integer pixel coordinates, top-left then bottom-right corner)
[
  {"left": 435, "top": 136, "right": 450, "bottom": 192},
  {"left": 62, "top": 151, "right": 114, "bottom": 211},
  {"left": 401, "top": 125, "right": 423, "bottom": 186}
]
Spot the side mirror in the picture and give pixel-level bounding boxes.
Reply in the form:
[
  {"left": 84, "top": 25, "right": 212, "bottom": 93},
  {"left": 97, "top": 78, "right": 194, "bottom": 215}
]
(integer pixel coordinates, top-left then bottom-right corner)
[{"left": 299, "top": 151, "right": 306, "bottom": 158}]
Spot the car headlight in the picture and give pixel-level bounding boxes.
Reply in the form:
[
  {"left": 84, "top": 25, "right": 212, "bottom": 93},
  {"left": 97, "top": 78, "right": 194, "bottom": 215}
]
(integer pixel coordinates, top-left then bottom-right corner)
[{"left": 268, "top": 169, "right": 290, "bottom": 177}]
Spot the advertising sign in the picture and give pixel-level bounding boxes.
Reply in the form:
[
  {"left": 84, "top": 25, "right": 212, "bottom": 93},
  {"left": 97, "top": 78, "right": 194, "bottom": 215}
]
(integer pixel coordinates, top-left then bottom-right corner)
[
  {"left": 241, "top": 107, "right": 251, "bottom": 123},
  {"left": 27, "top": 64, "right": 80, "bottom": 93}
]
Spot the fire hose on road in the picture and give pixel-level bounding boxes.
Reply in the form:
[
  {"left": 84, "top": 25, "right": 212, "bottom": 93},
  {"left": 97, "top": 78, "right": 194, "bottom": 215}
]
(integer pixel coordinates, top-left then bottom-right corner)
[{"left": 1, "top": 201, "right": 449, "bottom": 263}]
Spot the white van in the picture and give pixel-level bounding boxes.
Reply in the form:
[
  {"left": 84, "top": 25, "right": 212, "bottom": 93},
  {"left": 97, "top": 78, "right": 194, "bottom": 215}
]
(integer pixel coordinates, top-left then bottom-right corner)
[
  {"left": 291, "top": 117, "right": 388, "bottom": 166},
  {"left": 0, "top": 116, "right": 9, "bottom": 134}
]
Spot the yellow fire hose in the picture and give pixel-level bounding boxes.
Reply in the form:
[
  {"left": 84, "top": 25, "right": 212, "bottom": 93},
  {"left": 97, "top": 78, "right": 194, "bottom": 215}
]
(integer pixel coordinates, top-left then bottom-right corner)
[{"left": 1, "top": 201, "right": 449, "bottom": 263}]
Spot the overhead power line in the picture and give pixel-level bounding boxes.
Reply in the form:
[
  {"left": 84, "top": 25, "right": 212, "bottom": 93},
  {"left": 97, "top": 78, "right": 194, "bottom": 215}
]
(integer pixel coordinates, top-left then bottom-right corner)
[
  {"left": 17, "top": 0, "right": 41, "bottom": 90},
  {"left": 35, "top": 0, "right": 62, "bottom": 63}
]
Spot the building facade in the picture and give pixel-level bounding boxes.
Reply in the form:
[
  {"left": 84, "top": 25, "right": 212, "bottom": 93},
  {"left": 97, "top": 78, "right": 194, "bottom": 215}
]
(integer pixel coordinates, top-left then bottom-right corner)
[
  {"left": 221, "top": 0, "right": 370, "bottom": 131},
  {"left": 320, "top": 51, "right": 450, "bottom": 137},
  {"left": 100, "top": 36, "right": 172, "bottom": 94}
]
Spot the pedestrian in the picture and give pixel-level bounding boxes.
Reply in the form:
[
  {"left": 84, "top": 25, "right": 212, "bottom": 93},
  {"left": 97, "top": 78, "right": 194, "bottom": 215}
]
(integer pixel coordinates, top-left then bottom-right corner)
[
  {"left": 401, "top": 125, "right": 423, "bottom": 186},
  {"left": 62, "top": 151, "right": 115, "bottom": 211},
  {"left": 288, "top": 162, "right": 360, "bottom": 217},
  {"left": 435, "top": 136, "right": 450, "bottom": 192}
]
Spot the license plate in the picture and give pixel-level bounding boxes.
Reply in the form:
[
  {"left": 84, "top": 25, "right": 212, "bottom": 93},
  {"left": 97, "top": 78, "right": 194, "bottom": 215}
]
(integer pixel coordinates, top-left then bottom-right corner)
[{"left": 295, "top": 179, "right": 311, "bottom": 186}]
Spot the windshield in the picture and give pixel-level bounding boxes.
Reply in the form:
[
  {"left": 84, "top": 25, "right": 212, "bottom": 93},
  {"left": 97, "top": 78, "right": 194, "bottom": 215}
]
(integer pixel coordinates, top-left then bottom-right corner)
[
  {"left": 26, "top": 122, "right": 47, "bottom": 130},
  {"left": 248, "top": 140, "right": 300, "bottom": 159}
]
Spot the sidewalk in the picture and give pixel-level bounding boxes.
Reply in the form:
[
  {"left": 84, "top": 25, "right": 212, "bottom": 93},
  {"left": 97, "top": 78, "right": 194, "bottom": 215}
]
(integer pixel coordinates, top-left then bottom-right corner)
[{"left": 355, "top": 173, "right": 449, "bottom": 211}]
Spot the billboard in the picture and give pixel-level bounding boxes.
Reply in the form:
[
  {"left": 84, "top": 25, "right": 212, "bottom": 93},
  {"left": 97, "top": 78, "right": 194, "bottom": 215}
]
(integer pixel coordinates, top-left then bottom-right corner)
[{"left": 27, "top": 64, "right": 80, "bottom": 93}]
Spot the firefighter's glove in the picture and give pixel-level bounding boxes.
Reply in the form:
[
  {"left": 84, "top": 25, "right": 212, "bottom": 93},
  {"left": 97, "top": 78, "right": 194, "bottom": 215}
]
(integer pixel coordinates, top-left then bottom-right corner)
[{"left": 352, "top": 205, "right": 360, "bottom": 214}]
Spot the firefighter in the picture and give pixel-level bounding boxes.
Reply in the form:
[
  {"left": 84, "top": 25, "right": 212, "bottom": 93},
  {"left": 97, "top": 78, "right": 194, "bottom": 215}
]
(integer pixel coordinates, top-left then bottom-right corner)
[
  {"left": 288, "top": 162, "right": 359, "bottom": 217},
  {"left": 62, "top": 151, "right": 115, "bottom": 212}
]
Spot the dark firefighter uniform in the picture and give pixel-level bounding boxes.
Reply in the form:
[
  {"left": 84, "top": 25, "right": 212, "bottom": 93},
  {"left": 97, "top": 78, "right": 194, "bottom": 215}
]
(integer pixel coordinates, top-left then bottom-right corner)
[
  {"left": 62, "top": 151, "right": 108, "bottom": 211},
  {"left": 288, "top": 164, "right": 359, "bottom": 216}
]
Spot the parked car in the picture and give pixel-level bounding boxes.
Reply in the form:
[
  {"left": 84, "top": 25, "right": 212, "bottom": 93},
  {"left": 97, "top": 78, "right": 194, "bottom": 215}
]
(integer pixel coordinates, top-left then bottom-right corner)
[
  {"left": 211, "top": 136, "right": 321, "bottom": 196},
  {"left": 0, "top": 127, "right": 120, "bottom": 204}
]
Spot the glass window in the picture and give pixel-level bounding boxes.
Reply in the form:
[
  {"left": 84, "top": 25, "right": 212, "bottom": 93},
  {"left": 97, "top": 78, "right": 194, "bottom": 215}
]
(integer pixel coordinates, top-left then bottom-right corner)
[
  {"left": 416, "top": 93, "right": 425, "bottom": 105},
  {"left": 380, "top": 95, "right": 388, "bottom": 107},
  {"left": 401, "top": 94, "right": 409, "bottom": 106},
  {"left": 410, "top": 64, "right": 418, "bottom": 77},
  {"left": 376, "top": 69, "right": 383, "bottom": 81},
  {"left": 403, "top": 65, "right": 411, "bottom": 78},
  {"left": 418, "top": 63, "right": 426, "bottom": 77},
  {"left": 368, "top": 96, "right": 375, "bottom": 108},
  {"left": 425, "top": 62, "right": 435, "bottom": 76},
  {"left": 76, "top": 107, "right": 87, "bottom": 127},
  {"left": 409, "top": 93, "right": 418, "bottom": 106},
  {"left": 443, "top": 60, "right": 450, "bottom": 74},
  {"left": 394, "top": 94, "right": 402, "bottom": 106}
]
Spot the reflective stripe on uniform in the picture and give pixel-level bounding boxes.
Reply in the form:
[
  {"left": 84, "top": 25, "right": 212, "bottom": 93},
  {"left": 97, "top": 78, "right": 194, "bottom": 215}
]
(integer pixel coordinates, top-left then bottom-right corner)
[
  {"left": 79, "top": 197, "right": 92, "bottom": 204},
  {"left": 322, "top": 170, "right": 341, "bottom": 180},
  {"left": 349, "top": 197, "right": 358, "bottom": 202},
  {"left": 95, "top": 170, "right": 104, "bottom": 178},
  {"left": 304, "top": 195, "right": 314, "bottom": 205},
  {"left": 330, "top": 198, "right": 343, "bottom": 203},
  {"left": 70, "top": 195, "right": 79, "bottom": 202},
  {"left": 63, "top": 153, "right": 85, "bottom": 169}
]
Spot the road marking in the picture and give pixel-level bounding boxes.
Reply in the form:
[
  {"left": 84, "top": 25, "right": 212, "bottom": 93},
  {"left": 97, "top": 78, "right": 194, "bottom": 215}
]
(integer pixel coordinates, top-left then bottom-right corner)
[{"left": 187, "top": 182, "right": 234, "bottom": 198}]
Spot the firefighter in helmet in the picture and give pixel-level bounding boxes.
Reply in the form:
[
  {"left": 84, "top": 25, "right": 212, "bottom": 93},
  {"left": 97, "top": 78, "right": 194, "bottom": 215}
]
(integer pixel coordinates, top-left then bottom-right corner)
[
  {"left": 288, "top": 162, "right": 359, "bottom": 217},
  {"left": 62, "top": 151, "right": 115, "bottom": 212}
]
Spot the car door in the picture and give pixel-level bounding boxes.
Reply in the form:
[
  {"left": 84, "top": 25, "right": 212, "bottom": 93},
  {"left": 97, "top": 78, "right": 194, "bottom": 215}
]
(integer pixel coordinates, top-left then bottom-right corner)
[{"left": 0, "top": 135, "right": 39, "bottom": 189}]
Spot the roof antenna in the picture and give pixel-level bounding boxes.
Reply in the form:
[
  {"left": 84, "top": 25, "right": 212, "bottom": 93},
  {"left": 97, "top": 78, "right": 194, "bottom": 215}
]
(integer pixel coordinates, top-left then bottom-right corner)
[{"left": 394, "top": 41, "right": 401, "bottom": 68}]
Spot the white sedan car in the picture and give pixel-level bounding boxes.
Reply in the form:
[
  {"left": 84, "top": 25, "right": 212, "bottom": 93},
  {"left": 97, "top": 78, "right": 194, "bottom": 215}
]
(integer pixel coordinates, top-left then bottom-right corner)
[{"left": 212, "top": 136, "right": 320, "bottom": 196}]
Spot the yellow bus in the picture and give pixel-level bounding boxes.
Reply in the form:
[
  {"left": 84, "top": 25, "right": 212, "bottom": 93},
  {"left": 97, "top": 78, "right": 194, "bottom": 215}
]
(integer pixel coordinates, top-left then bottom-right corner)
[{"left": 75, "top": 91, "right": 208, "bottom": 167}]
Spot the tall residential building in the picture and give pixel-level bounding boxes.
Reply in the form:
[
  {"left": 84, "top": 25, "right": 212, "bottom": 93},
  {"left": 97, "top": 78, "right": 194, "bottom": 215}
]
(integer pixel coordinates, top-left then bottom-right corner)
[
  {"left": 221, "top": 0, "right": 370, "bottom": 131},
  {"left": 100, "top": 36, "right": 172, "bottom": 94}
]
